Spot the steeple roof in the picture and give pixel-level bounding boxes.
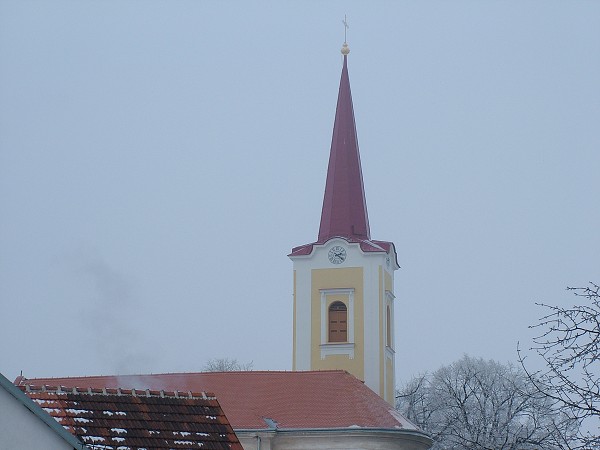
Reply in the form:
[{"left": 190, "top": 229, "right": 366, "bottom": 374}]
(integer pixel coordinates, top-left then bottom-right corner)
[
  {"left": 318, "top": 50, "right": 370, "bottom": 242},
  {"left": 289, "top": 44, "right": 397, "bottom": 262}
]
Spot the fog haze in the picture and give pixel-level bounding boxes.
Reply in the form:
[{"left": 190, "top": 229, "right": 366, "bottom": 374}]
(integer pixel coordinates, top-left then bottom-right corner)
[{"left": 1, "top": 1, "right": 599, "bottom": 385}]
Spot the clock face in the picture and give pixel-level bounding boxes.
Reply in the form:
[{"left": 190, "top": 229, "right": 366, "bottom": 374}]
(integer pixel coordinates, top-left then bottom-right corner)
[{"left": 328, "top": 246, "right": 347, "bottom": 264}]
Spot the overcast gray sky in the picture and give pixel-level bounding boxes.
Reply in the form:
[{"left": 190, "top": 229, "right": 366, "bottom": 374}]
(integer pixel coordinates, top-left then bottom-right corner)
[{"left": 1, "top": 1, "right": 599, "bottom": 385}]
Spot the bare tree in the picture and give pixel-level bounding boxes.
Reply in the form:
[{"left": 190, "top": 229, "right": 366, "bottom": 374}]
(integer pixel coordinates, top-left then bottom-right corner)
[
  {"left": 203, "top": 357, "right": 253, "bottom": 372},
  {"left": 397, "top": 355, "right": 578, "bottom": 450},
  {"left": 519, "top": 282, "right": 600, "bottom": 448}
]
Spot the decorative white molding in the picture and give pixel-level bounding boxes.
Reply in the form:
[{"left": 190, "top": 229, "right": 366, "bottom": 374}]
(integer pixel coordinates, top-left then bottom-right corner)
[
  {"left": 384, "top": 290, "right": 395, "bottom": 351},
  {"left": 385, "top": 290, "right": 396, "bottom": 300},
  {"left": 385, "top": 346, "right": 395, "bottom": 360},
  {"left": 320, "top": 343, "right": 355, "bottom": 359},
  {"left": 320, "top": 288, "right": 355, "bottom": 345},
  {"left": 294, "top": 269, "right": 312, "bottom": 370}
]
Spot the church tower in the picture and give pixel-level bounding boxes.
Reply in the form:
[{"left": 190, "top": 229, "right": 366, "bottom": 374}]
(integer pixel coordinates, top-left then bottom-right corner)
[{"left": 289, "top": 42, "right": 399, "bottom": 404}]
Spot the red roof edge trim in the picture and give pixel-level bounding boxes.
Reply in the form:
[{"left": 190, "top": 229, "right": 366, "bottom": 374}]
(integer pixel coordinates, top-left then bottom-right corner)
[{"left": 290, "top": 237, "right": 397, "bottom": 260}]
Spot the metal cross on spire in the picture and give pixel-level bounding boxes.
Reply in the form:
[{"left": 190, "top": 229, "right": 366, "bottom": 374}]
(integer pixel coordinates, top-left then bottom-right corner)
[{"left": 341, "top": 15, "right": 350, "bottom": 55}]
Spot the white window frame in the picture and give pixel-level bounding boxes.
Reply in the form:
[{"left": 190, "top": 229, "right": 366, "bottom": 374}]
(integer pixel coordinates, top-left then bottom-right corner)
[{"left": 319, "top": 288, "right": 355, "bottom": 359}]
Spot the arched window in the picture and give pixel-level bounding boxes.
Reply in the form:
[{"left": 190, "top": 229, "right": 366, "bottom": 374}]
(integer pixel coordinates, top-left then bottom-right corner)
[
  {"left": 386, "top": 305, "right": 392, "bottom": 348},
  {"left": 328, "top": 301, "right": 347, "bottom": 343}
]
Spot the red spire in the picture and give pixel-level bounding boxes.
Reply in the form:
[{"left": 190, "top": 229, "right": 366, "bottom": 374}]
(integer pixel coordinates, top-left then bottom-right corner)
[{"left": 318, "top": 53, "right": 370, "bottom": 242}]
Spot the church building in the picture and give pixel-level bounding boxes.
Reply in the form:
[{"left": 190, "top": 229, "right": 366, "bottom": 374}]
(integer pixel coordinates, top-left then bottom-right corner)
[
  {"left": 13, "top": 40, "right": 430, "bottom": 450},
  {"left": 289, "top": 41, "right": 398, "bottom": 405}
]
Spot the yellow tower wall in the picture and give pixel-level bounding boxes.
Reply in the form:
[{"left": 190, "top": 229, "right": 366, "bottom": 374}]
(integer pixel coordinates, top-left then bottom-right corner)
[
  {"left": 290, "top": 240, "right": 398, "bottom": 405},
  {"left": 310, "top": 267, "right": 365, "bottom": 381}
]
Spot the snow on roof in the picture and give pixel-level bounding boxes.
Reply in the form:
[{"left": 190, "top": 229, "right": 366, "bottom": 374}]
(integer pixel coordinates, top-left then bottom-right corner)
[{"left": 19, "top": 384, "right": 242, "bottom": 450}]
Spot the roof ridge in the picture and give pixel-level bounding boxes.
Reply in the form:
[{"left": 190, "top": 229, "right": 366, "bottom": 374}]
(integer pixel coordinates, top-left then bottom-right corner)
[
  {"left": 19, "top": 369, "right": 351, "bottom": 383},
  {"left": 19, "top": 384, "right": 216, "bottom": 400}
]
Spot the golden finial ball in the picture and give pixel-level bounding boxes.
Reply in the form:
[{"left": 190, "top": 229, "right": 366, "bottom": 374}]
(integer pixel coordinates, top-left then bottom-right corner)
[{"left": 341, "top": 42, "right": 350, "bottom": 55}]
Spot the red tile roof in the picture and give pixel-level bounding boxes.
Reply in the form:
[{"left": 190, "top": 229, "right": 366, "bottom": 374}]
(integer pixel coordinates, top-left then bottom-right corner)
[
  {"left": 17, "top": 370, "right": 418, "bottom": 431},
  {"left": 19, "top": 384, "right": 242, "bottom": 450}
]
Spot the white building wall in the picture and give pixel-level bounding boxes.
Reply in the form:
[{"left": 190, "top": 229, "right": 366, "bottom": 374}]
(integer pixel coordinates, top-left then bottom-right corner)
[
  {"left": 362, "top": 253, "right": 385, "bottom": 396},
  {"left": 294, "top": 266, "right": 312, "bottom": 370},
  {"left": 237, "top": 429, "right": 431, "bottom": 450},
  {"left": 0, "top": 387, "right": 76, "bottom": 450}
]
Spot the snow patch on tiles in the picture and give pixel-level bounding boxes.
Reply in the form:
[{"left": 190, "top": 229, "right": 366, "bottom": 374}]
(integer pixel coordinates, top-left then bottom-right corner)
[
  {"left": 173, "top": 431, "right": 191, "bottom": 436},
  {"left": 42, "top": 407, "right": 61, "bottom": 414},
  {"left": 74, "top": 417, "right": 91, "bottom": 423},
  {"left": 82, "top": 435, "right": 105, "bottom": 442},
  {"left": 111, "top": 427, "right": 127, "bottom": 434},
  {"left": 66, "top": 408, "right": 90, "bottom": 414}
]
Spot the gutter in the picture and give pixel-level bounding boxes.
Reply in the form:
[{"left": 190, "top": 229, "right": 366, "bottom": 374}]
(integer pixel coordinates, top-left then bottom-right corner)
[
  {"left": 235, "top": 426, "right": 432, "bottom": 445},
  {"left": 236, "top": 426, "right": 429, "bottom": 435}
]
